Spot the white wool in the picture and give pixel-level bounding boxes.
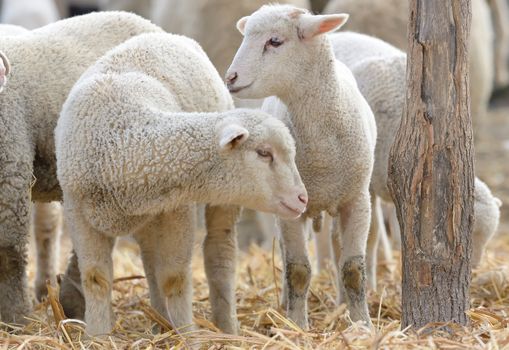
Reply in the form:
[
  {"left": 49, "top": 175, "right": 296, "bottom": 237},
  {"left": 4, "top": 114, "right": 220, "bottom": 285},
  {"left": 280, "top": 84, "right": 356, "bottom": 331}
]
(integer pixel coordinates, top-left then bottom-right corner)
[
  {"left": 330, "top": 31, "right": 502, "bottom": 271},
  {"left": 226, "top": 4, "right": 376, "bottom": 328},
  {"left": 56, "top": 32, "right": 306, "bottom": 335},
  {"left": 0, "top": 11, "right": 162, "bottom": 324},
  {"left": 324, "top": 0, "right": 495, "bottom": 121},
  {"left": 1, "top": 0, "right": 60, "bottom": 29}
]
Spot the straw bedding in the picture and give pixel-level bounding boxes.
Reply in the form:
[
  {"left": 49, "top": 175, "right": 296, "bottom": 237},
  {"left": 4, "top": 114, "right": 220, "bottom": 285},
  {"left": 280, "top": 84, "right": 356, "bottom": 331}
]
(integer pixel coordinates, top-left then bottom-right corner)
[{"left": 1, "top": 105, "right": 508, "bottom": 349}]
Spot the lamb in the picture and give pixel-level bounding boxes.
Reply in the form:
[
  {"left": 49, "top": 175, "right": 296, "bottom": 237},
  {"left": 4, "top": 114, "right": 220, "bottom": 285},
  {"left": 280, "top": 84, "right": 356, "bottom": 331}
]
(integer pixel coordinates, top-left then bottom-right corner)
[
  {"left": 0, "top": 11, "right": 162, "bottom": 324},
  {"left": 226, "top": 5, "right": 376, "bottom": 328},
  {"left": 149, "top": 0, "right": 312, "bottom": 251},
  {"left": 329, "top": 31, "right": 502, "bottom": 276},
  {"left": 1, "top": 0, "right": 60, "bottom": 29},
  {"left": 323, "top": 0, "right": 495, "bottom": 124},
  {"left": 0, "top": 22, "right": 67, "bottom": 304},
  {"left": 55, "top": 32, "right": 307, "bottom": 335},
  {"left": 150, "top": 0, "right": 310, "bottom": 77}
]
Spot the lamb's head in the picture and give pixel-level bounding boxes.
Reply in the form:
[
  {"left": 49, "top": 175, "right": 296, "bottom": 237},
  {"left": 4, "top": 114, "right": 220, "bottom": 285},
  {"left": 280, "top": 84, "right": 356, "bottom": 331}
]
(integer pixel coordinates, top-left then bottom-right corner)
[
  {"left": 214, "top": 109, "right": 307, "bottom": 219},
  {"left": 226, "top": 4, "right": 348, "bottom": 99},
  {"left": 0, "top": 51, "right": 11, "bottom": 92}
]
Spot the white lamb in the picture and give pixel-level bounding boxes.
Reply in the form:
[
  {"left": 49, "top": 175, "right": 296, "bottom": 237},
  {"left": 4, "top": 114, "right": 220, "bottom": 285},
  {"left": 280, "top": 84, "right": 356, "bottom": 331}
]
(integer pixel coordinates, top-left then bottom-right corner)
[
  {"left": 324, "top": 0, "right": 495, "bottom": 124},
  {"left": 150, "top": 0, "right": 310, "bottom": 77},
  {"left": 226, "top": 5, "right": 376, "bottom": 327},
  {"left": 329, "top": 31, "right": 502, "bottom": 276},
  {"left": 56, "top": 32, "right": 307, "bottom": 335},
  {"left": 0, "top": 11, "right": 162, "bottom": 324},
  {"left": 0, "top": 21, "right": 67, "bottom": 303},
  {"left": 1, "top": 0, "right": 60, "bottom": 29}
]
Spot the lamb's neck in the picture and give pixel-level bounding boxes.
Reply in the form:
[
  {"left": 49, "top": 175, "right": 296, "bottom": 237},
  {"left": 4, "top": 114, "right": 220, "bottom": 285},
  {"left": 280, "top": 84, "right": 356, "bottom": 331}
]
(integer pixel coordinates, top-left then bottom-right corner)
[
  {"left": 280, "top": 41, "right": 343, "bottom": 133},
  {"left": 136, "top": 111, "right": 226, "bottom": 206}
]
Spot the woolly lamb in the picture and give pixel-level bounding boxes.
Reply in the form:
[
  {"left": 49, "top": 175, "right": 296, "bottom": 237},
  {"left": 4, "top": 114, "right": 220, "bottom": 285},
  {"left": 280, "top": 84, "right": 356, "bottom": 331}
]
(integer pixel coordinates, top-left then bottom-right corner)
[
  {"left": 330, "top": 31, "right": 502, "bottom": 276},
  {"left": 56, "top": 32, "right": 307, "bottom": 335},
  {"left": 226, "top": 5, "right": 376, "bottom": 327},
  {"left": 324, "top": 0, "right": 495, "bottom": 124},
  {"left": 150, "top": 0, "right": 312, "bottom": 252},
  {"left": 1, "top": 0, "right": 60, "bottom": 29},
  {"left": 0, "top": 21, "right": 67, "bottom": 304},
  {"left": 150, "top": 0, "right": 310, "bottom": 77},
  {"left": 0, "top": 11, "right": 162, "bottom": 324}
]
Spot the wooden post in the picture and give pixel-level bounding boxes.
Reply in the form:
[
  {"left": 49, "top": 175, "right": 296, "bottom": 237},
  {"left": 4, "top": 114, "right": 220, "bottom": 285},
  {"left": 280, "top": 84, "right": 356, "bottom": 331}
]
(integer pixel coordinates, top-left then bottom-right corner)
[{"left": 387, "top": 0, "right": 474, "bottom": 329}]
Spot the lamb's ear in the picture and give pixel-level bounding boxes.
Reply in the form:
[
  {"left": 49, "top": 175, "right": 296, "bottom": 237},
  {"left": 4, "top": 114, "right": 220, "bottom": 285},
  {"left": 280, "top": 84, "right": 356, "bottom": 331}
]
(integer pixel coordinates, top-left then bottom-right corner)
[
  {"left": 0, "top": 51, "right": 10, "bottom": 76},
  {"left": 298, "top": 13, "right": 349, "bottom": 39},
  {"left": 236, "top": 16, "right": 249, "bottom": 35},
  {"left": 218, "top": 124, "right": 250, "bottom": 150}
]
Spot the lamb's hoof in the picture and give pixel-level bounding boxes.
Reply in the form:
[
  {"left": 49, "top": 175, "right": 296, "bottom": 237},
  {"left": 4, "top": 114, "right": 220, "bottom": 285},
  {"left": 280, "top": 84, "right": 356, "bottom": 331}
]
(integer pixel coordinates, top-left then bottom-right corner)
[
  {"left": 349, "top": 308, "right": 373, "bottom": 329},
  {"left": 58, "top": 275, "right": 85, "bottom": 320},
  {"left": 214, "top": 317, "right": 239, "bottom": 335},
  {"left": 35, "top": 278, "right": 51, "bottom": 302},
  {"left": 287, "top": 309, "right": 309, "bottom": 330}
]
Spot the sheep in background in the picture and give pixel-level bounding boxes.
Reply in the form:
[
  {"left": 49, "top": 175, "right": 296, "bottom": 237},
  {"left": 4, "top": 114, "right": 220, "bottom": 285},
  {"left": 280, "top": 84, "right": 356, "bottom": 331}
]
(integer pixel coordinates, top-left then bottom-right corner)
[
  {"left": 489, "top": 0, "right": 509, "bottom": 89},
  {"left": 324, "top": 0, "right": 495, "bottom": 124},
  {"left": 330, "top": 31, "right": 502, "bottom": 282},
  {"left": 56, "top": 32, "right": 307, "bottom": 335},
  {"left": 226, "top": 5, "right": 376, "bottom": 328},
  {"left": 0, "top": 11, "right": 162, "bottom": 324},
  {"left": 1, "top": 0, "right": 60, "bottom": 29}
]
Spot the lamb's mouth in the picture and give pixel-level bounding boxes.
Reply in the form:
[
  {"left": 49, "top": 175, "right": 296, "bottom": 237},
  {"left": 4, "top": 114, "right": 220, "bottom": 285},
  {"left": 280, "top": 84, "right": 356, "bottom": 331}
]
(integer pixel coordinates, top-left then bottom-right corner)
[
  {"left": 279, "top": 201, "right": 304, "bottom": 218},
  {"left": 228, "top": 82, "right": 253, "bottom": 94}
]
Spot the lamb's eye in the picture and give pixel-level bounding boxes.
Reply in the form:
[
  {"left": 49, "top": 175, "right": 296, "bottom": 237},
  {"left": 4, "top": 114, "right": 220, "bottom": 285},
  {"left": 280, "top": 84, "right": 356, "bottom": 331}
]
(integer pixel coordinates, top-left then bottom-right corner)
[
  {"left": 257, "top": 149, "right": 274, "bottom": 162},
  {"left": 267, "top": 37, "right": 283, "bottom": 47}
]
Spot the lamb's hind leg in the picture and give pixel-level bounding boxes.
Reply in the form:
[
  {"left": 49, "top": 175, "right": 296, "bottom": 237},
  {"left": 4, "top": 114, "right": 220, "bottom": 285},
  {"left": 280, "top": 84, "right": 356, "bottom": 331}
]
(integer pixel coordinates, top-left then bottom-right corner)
[
  {"left": 279, "top": 217, "right": 311, "bottom": 329},
  {"left": 33, "top": 201, "right": 62, "bottom": 301},
  {"left": 0, "top": 138, "right": 33, "bottom": 324},
  {"left": 335, "top": 191, "right": 372, "bottom": 326},
  {"left": 134, "top": 206, "right": 195, "bottom": 332},
  {"left": 203, "top": 204, "right": 240, "bottom": 334}
]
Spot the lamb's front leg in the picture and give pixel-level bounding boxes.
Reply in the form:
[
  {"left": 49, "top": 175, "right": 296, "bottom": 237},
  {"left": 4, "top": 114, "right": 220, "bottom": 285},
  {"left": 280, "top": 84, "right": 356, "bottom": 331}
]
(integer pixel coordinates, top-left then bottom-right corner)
[
  {"left": 366, "top": 195, "right": 384, "bottom": 291},
  {"left": 203, "top": 204, "right": 240, "bottom": 334},
  {"left": 67, "top": 206, "right": 115, "bottom": 336},
  {"left": 135, "top": 207, "right": 195, "bottom": 332},
  {"left": 279, "top": 217, "right": 311, "bottom": 329},
  {"left": 335, "top": 191, "right": 372, "bottom": 326}
]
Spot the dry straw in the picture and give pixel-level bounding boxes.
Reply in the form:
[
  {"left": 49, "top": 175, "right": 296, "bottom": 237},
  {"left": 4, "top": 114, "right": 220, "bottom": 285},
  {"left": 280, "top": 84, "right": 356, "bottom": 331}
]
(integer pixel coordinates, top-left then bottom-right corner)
[{"left": 1, "top": 228, "right": 509, "bottom": 350}]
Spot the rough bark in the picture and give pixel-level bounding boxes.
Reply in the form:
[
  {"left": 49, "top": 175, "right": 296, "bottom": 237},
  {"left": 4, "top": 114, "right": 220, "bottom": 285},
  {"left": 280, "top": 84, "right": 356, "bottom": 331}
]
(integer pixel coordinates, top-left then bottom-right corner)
[{"left": 387, "top": 0, "right": 474, "bottom": 329}]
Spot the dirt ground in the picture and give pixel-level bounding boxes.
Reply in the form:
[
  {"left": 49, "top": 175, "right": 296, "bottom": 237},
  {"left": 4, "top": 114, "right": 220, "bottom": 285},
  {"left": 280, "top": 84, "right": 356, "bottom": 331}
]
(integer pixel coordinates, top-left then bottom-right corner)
[{"left": 4, "top": 101, "right": 509, "bottom": 348}]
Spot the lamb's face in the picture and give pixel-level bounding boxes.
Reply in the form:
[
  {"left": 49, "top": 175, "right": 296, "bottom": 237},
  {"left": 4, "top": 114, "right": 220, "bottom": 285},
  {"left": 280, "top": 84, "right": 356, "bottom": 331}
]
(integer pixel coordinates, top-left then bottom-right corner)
[
  {"left": 216, "top": 111, "right": 307, "bottom": 220},
  {"left": 225, "top": 5, "right": 348, "bottom": 99}
]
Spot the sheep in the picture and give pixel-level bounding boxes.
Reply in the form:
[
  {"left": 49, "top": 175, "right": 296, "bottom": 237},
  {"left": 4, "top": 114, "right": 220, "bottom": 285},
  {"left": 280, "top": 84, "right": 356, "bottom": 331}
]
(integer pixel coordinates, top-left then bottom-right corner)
[
  {"left": 55, "top": 32, "right": 307, "bottom": 335},
  {"left": 329, "top": 31, "right": 502, "bottom": 276},
  {"left": 0, "top": 22, "right": 67, "bottom": 304},
  {"left": 150, "top": 0, "right": 310, "bottom": 77},
  {"left": 387, "top": 178, "right": 502, "bottom": 268},
  {"left": 226, "top": 5, "right": 377, "bottom": 328},
  {"left": 323, "top": 0, "right": 495, "bottom": 124},
  {"left": 0, "top": 11, "right": 162, "bottom": 324},
  {"left": 149, "top": 0, "right": 312, "bottom": 251},
  {"left": 1, "top": 0, "right": 60, "bottom": 29},
  {"left": 489, "top": 0, "right": 509, "bottom": 89},
  {"left": 98, "top": 0, "right": 152, "bottom": 18}
]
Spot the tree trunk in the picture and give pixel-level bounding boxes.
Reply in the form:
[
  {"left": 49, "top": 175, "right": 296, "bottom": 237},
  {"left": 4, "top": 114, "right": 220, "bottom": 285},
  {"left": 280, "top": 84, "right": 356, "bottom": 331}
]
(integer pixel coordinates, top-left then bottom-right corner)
[{"left": 387, "top": 0, "right": 474, "bottom": 329}]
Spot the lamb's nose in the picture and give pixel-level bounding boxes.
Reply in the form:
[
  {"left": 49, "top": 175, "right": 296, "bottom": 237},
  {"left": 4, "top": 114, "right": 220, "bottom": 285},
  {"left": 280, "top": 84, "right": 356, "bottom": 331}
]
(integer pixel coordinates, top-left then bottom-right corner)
[
  {"left": 225, "top": 72, "right": 238, "bottom": 85},
  {"left": 298, "top": 194, "right": 308, "bottom": 205}
]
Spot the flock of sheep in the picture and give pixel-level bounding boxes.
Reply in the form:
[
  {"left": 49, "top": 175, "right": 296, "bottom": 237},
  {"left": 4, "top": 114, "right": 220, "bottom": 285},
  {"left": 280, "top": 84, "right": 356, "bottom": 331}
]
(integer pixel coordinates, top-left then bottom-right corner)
[{"left": 0, "top": 0, "right": 507, "bottom": 338}]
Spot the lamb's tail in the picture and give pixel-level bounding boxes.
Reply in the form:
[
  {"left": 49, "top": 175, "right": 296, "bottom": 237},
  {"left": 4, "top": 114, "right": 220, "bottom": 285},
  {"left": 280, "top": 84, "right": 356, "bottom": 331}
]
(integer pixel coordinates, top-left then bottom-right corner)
[{"left": 494, "top": 197, "right": 503, "bottom": 208}]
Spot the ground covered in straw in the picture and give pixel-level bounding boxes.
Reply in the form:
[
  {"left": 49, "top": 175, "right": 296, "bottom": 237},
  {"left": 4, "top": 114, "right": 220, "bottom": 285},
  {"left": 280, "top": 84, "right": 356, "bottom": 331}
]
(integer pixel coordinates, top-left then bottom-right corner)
[{"left": 1, "top": 104, "right": 509, "bottom": 349}]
